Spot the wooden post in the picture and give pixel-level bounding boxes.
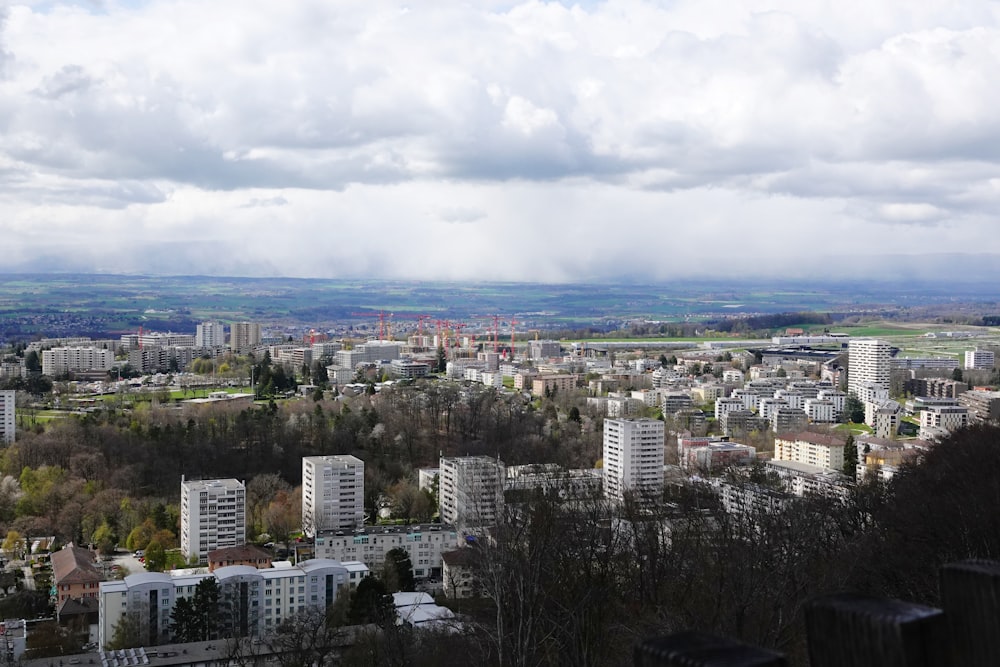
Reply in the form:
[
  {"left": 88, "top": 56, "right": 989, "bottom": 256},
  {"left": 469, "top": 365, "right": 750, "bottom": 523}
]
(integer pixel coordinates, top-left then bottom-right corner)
[
  {"left": 940, "top": 559, "right": 1000, "bottom": 666},
  {"left": 805, "top": 593, "right": 946, "bottom": 667},
  {"left": 634, "top": 631, "right": 787, "bottom": 667}
]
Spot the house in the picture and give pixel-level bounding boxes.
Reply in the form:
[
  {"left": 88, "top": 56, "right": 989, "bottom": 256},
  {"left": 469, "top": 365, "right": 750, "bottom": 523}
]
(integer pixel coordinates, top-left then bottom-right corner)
[
  {"left": 207, "top": 544, "right": 273, "bottom": 572},
  {"left": 51, "top": 544, "right": 104, "bottom": 604}
]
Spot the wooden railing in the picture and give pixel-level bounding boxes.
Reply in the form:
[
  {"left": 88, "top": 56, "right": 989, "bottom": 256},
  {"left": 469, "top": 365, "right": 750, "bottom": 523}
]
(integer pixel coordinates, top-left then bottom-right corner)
[{"left": 633, "top": 559, "right": 1000, "bottom": 667}]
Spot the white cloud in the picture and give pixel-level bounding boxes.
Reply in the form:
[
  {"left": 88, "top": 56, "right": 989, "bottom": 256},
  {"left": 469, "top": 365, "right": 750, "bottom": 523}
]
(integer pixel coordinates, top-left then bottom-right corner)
[{"left": 1, "top": 0, "right": 1000, "bottom": 280}]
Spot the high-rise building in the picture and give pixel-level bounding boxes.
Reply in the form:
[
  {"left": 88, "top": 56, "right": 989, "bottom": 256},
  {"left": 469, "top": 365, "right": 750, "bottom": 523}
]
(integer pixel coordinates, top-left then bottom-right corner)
[
  {"left": 231, "top": 322, "right": 262, "bottom": 353},
  {"left": 0, "top": 390, "right": 14, "bottom": 444},
  {"left": 965, "top": 349, "right": 995, "bottom": 370},
  {"left": 602, "top": 417, "right": 665, "bottom": 502},
  {"left": 439, "top": 456, "right": 505, "bottom": 527},
  {"left": 847, "top": 339, "right": 891, "bottom": 400},
  {"left": 302, "top": 455, "right": 365, "bottom": 536},
  {"left": 196, "top": 321, "right": 227, "bottom": 348},
  {"left": 180, "top": 477, "right": 246, "bottom": 564}
]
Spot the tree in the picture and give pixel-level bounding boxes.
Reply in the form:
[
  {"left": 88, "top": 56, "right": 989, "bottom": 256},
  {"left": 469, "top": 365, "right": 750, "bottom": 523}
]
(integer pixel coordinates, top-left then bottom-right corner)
[
  {"left": 24, "top": 350, "right": 41, "bottom": 374},
  {"left": 845, "top": 395, "right": 865, "bottom": 423},
  {"left": 382, "top": 548, "right": 415, "bottom": 593},
  {"left": 266, "top": 607, "right": 346, "bottom": 667},
  {"left": 171, "top": 578, "right": 220, "bottom": 642},
  {"left": 108, "top": 607, "right": 145, "bottom": 649},
  {"left": 842, "top": 434, "right": 857, "bottom": 480},
  {"left": 348, "top": 576, "right": 393, "bottom": 626},
  {"left": 92, "top": 521, "right": 117, "bottom": 555},
  {"left": 264, "top": 487, "right": 301, "bottom": 555},
  {"left": 144, "top": 539, "right": 167, "bottom": 572},
  {"left": 952, "top": 367, "right": 964, "bottom": 382}
]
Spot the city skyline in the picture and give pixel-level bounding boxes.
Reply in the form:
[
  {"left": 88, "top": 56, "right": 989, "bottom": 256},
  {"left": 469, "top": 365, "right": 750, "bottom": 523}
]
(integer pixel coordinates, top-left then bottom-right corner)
[{"left": 3, "top": 1, "right": 1000, "bottom": 283}]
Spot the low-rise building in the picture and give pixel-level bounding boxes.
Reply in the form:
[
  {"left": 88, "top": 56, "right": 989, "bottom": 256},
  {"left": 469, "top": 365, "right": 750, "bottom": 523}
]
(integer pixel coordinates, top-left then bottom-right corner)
[
  {"left": 314, "top": 525, "right": 458, "bottom": 580},
  {"left": 774, "top": 432, "right": 846, "bottom": 471},
  {"left": 52, "top": 544, "right": 104, "bottom": 605},
  {"left": 919, "top": 405, "right": 970, "bottom": 439},
  {"left": 207, "top": 545, "right": 273, "bottom": 572}
]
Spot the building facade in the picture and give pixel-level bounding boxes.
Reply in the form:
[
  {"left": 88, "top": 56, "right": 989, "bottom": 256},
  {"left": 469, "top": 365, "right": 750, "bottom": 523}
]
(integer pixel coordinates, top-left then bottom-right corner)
[
  {"left": 773, "top": 432, "right": 846, "bottom": 471},
  {"left": 0, "top": 390, "right": 13, "bottom": 444},
  {"left": 231, "top": 322, "right": 262, "bottom": 353},
  {"left": 847, "top": 339, "right": 891, "bottom": 400},
  {"left": 314, "top": 524, "right": 459, "bottom": 579},
  {"left": 180, "top": 478, "right": 247, "bottom": 564},
  {"left": 41, "top": 347, "right": 114, "bottom": 376},
  {"left": 98, "top": 559, "right": 367, "bottom": 647},
  {"left": 602, "top": 417, "right": 665, "bottom": 502},
  {"left": 302, "top": 455, "right": 365, "bottom": 536},
  {"left": 965, "top": 349, "right": 995, "bottom": 370},
  {"left": 439, "top": 456, "right": 505, "bottom": 527},
  {"left": 195, "top": 322, "right": 227, "bottom": 348}
]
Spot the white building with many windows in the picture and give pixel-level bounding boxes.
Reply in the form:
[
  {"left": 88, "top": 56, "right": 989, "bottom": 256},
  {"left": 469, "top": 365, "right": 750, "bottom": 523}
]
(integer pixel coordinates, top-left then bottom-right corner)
[
  {"left": 314, "top": 524, "right": 458, "bottom": 580},
  {"left": 965, "top": 349, "right": 995, "bottom": 370},
  {"left": 602, "top": 417, "right": 665, "bottom": 502},
  {"left": 41, "top": 347, "right": 114, "bottom": 376},
  {"left": 180, "top": 478, "right": 247, "bottom": 564},
  {"left": 0, "top": 390, "right": 14, "bottom": 444},
  {"left": 195, "top": 321, "right": 227, "bottom": 348},
  {"left": 439, "top": 456, "right": 505, "bottom": 527},
  {"left": 848, "top": 339, "right": 891, "bottom": 400},
  {"left": 98, "top": 559, "right": 368, "bottom": 647},
  {"left": 302, "top": 455, "right": 365, "bottom": 536},
  {"left": 231, "top": 322, "right": 262, "bottom": 353}
]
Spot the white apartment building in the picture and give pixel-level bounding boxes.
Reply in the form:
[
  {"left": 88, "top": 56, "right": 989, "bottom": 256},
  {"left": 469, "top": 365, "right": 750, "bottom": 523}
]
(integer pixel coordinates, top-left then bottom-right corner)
[
  {"left": 314, "top": 524, "right": 458, "bottom": 579},
  {"left": 804, "top": 398, "right": 836, "bottom": 423},
  {"left": 302, "top": 455, "right": 365, "bottom": 536},
  {"left": 180, "top": 478, "right": 247, "bottom": 564},
  {"left": 98, "top": 559, "right": 368, "bottom": 647},
  {"left": 41, "top": 347, "right": 114, "bottom": 376},
  {"left": 848, "top": 339, "right": 891, "bottom": 400},
  {"left": 965, "top": 349, "right": 995, "bottom": 370},
  {"left": 773, "top": 433, "right": 846, "bottom": 471},
  {"left": 602, "top": 417, "right": 665, "bottom": 503},
  {"left": 715, "top": 397, "right": 746, "bottom": 421},
  {"left": 919, "top": 405, "right": 970, "bottom": 439},
  {"left": 817, "top": 389, "right": 847, "bottom": 420},
  {"left": 439, "top": 456, "right": 505, "bottom": 527},
  {"left": 195, "top": 321, "right": 227, "bottom": 348},
  {"left": 231, "top": 322, "right": 262, "bottom": 353},
  {"left": 0, "top": 390, "right": 14, "bottom": 444}
]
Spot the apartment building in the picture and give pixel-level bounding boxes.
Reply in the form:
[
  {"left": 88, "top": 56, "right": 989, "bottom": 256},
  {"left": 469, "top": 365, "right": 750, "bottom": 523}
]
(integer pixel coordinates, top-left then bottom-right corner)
[
  {"left": 773, "top": 432, "right": 846, "bottom": 471},
  {"left": 231, "top": 322, "right": 262, "bottom": 353},
  {"left": 0, "top": 390, "right": 13, "bottom": 444},
  {"left": 180, "top": 478, "right": 247, "bottom": 564},
  {"left": 531, "top": 374, "right": 578, "bottom": 396},
  {"left": 602, "top": 417, "right": 665, "bottom": 503},
  {"left": 41, "top": 347, "right": 114, "bottom": 376},
  {"left": 302, "top": 455, "right": 365, "bottom": 536},
  {"left": 919, "top": 405, "right": 970, "bottom": 439},
  {"left": 848, "top": 339, "right": 891, "bottom": 400},
  {"left": 98, "top": 559, "right": 367, "bottom": 647},
  {"left": 195, "top": 321, "right": 227, "bottom": 348},
  {"left": 314, "top": 524, "right": 459, "bottom": 579},
  {"left": 965, "top": 349, "right": 995, "bottom": 370},
  {"left": 439, "top": 456, "right": 505, "bottom": 527}
]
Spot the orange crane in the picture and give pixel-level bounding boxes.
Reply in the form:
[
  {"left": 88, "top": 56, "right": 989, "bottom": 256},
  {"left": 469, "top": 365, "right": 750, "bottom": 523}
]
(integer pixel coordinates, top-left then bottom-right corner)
[{"left": 350, "top": 310, "right": 393, "bottom": 341}]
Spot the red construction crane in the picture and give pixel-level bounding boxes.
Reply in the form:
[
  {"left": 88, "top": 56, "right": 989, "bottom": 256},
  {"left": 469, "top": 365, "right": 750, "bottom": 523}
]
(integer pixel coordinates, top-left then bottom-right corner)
[{"left": 350, "top": 310, "right": 393, "bottom": 342}]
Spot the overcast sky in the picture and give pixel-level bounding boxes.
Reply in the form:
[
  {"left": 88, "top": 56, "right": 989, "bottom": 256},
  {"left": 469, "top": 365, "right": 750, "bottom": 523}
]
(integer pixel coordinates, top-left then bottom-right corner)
[{"left": 2, "top": 0, "right": 999, "bottom": 283}]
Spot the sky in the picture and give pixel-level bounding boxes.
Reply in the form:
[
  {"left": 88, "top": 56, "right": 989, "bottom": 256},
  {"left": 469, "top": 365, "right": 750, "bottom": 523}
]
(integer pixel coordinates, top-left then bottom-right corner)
[{"left": 2, "top": 0, "right": 1000, "bottom": 283}]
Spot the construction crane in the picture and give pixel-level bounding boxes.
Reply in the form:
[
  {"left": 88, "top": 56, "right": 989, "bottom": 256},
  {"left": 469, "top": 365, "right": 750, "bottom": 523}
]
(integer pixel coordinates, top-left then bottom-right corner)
[
  {"left": 509, "top": 318, "right": 518, "bottom": 360},
  {"left": 350, "top": 310, "right": 393, "bottom": 342}
]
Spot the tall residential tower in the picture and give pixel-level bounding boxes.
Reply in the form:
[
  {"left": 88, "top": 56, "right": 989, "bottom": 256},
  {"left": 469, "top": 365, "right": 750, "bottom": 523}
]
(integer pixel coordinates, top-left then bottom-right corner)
[
  {"left": 602, "top": 417, "right": 665, "bottom": 502},
  {"left": 302, "top": 455, "right": 365, "bottom": 536},
  {"left": 180, "top": 477, "right": 246, "bottom": 564}
]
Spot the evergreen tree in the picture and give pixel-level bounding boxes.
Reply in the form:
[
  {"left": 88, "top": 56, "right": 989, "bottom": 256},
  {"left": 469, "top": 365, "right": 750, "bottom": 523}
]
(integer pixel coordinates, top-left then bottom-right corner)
[{"left": 842, "top": 434, "right": 857, "bottom": 480}]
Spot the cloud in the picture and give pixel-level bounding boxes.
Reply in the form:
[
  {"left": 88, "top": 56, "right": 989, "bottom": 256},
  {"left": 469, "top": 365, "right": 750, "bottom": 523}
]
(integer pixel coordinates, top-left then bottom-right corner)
[{"left": 1, "top": 0, "right": 1000, "bottom": 281}]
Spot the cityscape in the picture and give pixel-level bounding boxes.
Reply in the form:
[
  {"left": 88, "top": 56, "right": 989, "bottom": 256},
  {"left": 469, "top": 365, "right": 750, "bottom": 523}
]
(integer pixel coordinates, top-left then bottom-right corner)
[
  {"left": 1, "top": 301, "right": 1000, "bottom": 664},
  {"left": 4, "top": 0, "right": 1000, "bottom": 665}
]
